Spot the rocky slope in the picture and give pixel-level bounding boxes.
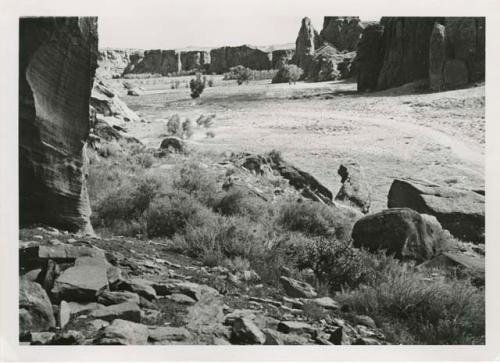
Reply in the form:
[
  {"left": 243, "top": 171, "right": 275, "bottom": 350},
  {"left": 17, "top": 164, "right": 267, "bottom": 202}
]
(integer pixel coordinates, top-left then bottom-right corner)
[{"left": 19, "top": 17, "right": 98, "bottom": 234}]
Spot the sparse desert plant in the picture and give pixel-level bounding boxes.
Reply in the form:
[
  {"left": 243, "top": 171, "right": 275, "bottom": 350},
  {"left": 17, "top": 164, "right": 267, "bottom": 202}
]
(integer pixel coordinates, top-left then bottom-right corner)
[
  {"left": 172, "top": 161, "right": 219, "bottom": 206},
  {"left": 189, "top": 73, "right": 206, "bottom": 98},
  {"left": 277, "top": 200, "right": 341, "bottom": 237},
  {"left": 207, "top": 78, "right": 214, "bottom": 87},
  {"left": 166, "top": 114, "right": 182, "bottom": 136},
  {"left": 182, "top": 118, "right": 194, "bottom": 139},
  {"left": 171, "top": 80, "right": 181, "bottom": 89},
  {"left": 206, "top": 131, "right": 215, "bottom": 138},
  {"left": 214, "top": 188, "right": 269, "bottom": 222},
  {"left": 272, "top": 64, "right": 304, "bottom": 84}
]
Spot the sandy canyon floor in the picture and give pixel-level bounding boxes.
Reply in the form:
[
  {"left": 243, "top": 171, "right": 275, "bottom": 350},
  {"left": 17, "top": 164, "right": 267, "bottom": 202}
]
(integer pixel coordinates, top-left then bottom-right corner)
[{"left": 118, "top": 76, "right": 485, "bottom": 212}]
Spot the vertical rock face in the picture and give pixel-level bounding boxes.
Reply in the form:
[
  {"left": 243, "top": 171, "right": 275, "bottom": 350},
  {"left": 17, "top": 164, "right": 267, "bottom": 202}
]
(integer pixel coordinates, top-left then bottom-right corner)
[
  {"left": 181, "top": 51, "right": 210, "bottom": 72},
  {"left": 19, "top": 17, "right": 98, "bottom": 234},
  {"left": 97, "top": 49, "right": 138, "bottom": 79},
  {"left": 271, "top": 49, "right": 295, "bottom": 69},
  {"left": 128, "top": 50, "right": 181, "bottom": 75},
  {"left": 320, "top": 16, "right": 364, "bottom": 52},
  {"left": 355, "top": 24, "right": 385, "bottom": 91},
  {"left": 429, "top": 23, "right": 446, "bottom": 91},
  {"left": 209, "top": 45, "right": 272, "bottom": 74},
  {"left": 376, "top": 17, "right": 441, "bottom": 90},
  {"left": 295, "top": 17, "right": 321, "bottom": 74},
  {"left": 443, "top": 17, "right": 485, "bottom": 88}
]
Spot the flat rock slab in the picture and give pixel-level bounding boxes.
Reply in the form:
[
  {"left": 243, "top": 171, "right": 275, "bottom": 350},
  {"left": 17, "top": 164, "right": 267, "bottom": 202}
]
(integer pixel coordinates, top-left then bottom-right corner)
[
  {"left": 164, "top": 293, "right": 196, "bottom": 305},
  {"left": 19, "top": 280, "right": 56, "bottom": 333},
  {"left": 97, "top": 291, "right": 140, "bottom": 306},
  {"left": 53, "top": 265, "right": 108, "bottom": 302},
  {"left": 305, "top": 297, "right": 340, "bottom": 310},
  {"left": 388, "top": 178, "right": 485, "bottom": 243},
  {"left": 148, "top": 326, "right": 191, "bottom": 342},
  {"left": 280, "top": 276, "right": 317, "bottom": 298},
  {"left": 96, "top": 319, "right": 148, "bottom": 345},
  {"left": 89, "top": 302, "right": 141, "bottom": 323},
  {"left": 59, "top": 301, "right": 105, "bottom": 328},
  {"left": 118, "top": 279, "right": 157, "bottom": 301},
  {"left": 277, "top": 321, "right": 316, "bottom": 336}
]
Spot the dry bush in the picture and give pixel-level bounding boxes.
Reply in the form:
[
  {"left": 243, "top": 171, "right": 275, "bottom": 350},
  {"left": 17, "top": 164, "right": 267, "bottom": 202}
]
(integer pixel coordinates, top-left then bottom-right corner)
[{"left": 214, "top": 188, "right": 270, "bottom": 222}]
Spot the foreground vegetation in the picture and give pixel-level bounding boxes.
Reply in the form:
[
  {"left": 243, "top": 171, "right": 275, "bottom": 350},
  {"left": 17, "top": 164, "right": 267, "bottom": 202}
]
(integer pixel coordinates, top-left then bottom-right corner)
[{"left": 87, "top": 141, "right": 485, "bottom": 345}]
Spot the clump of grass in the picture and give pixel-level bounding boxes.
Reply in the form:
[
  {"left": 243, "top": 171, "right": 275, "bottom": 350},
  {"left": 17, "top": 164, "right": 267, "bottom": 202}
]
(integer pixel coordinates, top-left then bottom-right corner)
[
  {"left": 214, "top": 188, "right": 270, "bottom": 222},
  {"left": 337, "top": 258, "right": 485, "bottom": 344},
  {"left": 172, "top": 161, "right": 219, "bottom": 207}
]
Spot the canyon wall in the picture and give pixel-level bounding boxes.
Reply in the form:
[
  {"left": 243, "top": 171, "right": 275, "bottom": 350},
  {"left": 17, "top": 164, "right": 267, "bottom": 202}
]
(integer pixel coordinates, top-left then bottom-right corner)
[
  {"left": 320, "top": 16, "right": 364, "bottom": 52},
  {"left": 356, "top": 17, "right": 485, "bottom": 91},
  {"left": 209, "top": 45, "right": 272, "bottom": 74},
  {"left": 19, "top": 17, "right": 98, "bottom": 233}
]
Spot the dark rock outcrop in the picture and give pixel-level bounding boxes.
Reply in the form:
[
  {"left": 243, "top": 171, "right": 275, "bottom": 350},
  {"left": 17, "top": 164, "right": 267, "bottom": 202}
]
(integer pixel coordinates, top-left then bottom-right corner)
[
  {"left": 352, "top": 208, "right": 448, "bottom": 261},
  {"left": 387, "top": 178, "right": 485, "bottom": 243},
  {"left": 271, "top": 49, "right": 296, "bottom": 69},
  {"left": 209, "top": 45, "right": 272, "bottom": 74},
  {"left": 376, "top": 17, "right": 441, "bottom": 90},
  {"left": 307, "top": 44, "right": 355, "bottom": 81},
  {"left": 320, "top": 17, "right": 364, "bottom": 52},
  {"left": 129, "top": 49, "right": 182, "bottom": 75},
  {"left": 181, "top": 50, "right": 210, "bottom": 72},
  {"left": 355, "top": 24, "right": 385, "bottom": 91},
  {"left": 295, "top": 17, "right": 321, "bottom": 75},
  {"left": 19, "top": 17, "right": 98, "bottom": 233}
]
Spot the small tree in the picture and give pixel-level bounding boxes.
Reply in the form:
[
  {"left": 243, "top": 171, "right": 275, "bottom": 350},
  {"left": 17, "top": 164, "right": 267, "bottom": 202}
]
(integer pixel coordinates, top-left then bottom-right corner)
[
  {"left": 272, "top": 64, "right": 304, "bottom": 84},
  {"left": 190, "top": 73, "right": 206, "bottom": 98},
  {"left": 167, "top": 114, "right": 181, "bottom": 135},
  {"left": 228, "top": 65, "right": 252, "bottom": 85}
]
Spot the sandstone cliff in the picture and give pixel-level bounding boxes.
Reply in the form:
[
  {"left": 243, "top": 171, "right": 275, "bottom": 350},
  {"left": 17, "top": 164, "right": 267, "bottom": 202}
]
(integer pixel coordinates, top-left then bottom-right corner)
[
  {"left": 209, "top": 45, "right": 272, "bottom": 74},
  {"left": 355, "top": 17, "right": 484, "bottom": 91},
  {"left": 320, "top": 17, "right": 364, "bottom": 52},
  {"left": 19, "top": 17, "right": 98, "bottom": 233},
  {"left": 97, "top": 49, "right": 138, "bottom": 79},
  {"left": 271, "top": 49, "right": 295, "bottom": 69}
]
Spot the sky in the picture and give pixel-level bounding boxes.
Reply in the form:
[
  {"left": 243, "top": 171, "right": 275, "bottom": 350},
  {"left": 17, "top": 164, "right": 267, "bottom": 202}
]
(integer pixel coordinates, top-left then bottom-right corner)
[{"left": 97, "top": 0, "right": 381, "bottom": 50}]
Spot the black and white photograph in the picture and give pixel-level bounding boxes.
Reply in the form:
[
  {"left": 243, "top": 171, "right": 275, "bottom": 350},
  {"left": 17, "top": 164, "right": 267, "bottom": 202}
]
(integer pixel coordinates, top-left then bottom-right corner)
[{"left": 1, "top": 0, "right": 500, "bottom": 360}]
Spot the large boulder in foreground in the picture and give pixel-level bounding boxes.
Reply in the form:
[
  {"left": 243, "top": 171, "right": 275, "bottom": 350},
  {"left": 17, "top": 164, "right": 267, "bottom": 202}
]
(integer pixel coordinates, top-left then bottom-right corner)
[
  {"left": 19, "top": 280, "right": 56, "bottom": 333},
  {"left": 352, "top": 208, "right": 449, "bottom": 261},
  {"left": 387, "top": 178, "right": 485, "bottom": 243},
  {"left": 19, "top": 17, "right": 98, "bottom": 233}
]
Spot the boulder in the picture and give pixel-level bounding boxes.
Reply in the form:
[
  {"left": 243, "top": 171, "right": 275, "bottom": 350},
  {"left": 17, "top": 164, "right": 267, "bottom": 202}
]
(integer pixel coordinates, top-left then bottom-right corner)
[
  {"left": 429, "top": 22, "right": 446, "bottom": 91},
  {"left": 95, "top": 319, "right": 148, "bottom": 345},
  {"left": 52, "top": 264, "right": 109, "bottom": 302},
  {"left": 19, "top": 17, "right": 98, "bottom": 234},
  {"left": 19, "top": 280, "right": 56, "bottom": 333},
  {"left": 59, "top": 301, "right": 105, "bottom": 328},
  {"left": 279, "top": 276, "right": 317, "bottom": 299},
  {"left": 50, "top": 330, "right": 85, "bottom": 345},
  {"left": 148, "top": 326, "right": 191, "bottom": 343},
  {"left": 117, "top": 278, "right": 157, "bottom": 301},
  {"left": 89, "top": 302, "right": 142, "bottom": 323},
  {"left": 335, "top": 161, "right": 371, "bottom": 214},
  {"left": 418, "top": 251, "right": 485, "bottom": 285},
  {"left": 30, "top": 332, "right": 56, "bottom": 345},
  {"left": 387, "top": 178, "right": 485, "bottom": 243},
  {"left": 277, "top": 321, "right": 316, "bottom": 336},
  {"left": 355, "top": 24, "right": 385, "bottom": 91},
  {"left": 91, "top": 81, "right": 141, "bottom": 123},
  {"left": 306, "top": 297, "right": 340, "bottom": 310},
  {"left": 263, "top": 328, "right": 311, "bottom": 345},
  {"left": 352, "top": 208, "right": 449, "bottom": 261},
  {"left": 320, "top": 17, "right": 364, "bottom": 52},
  {"left": 159, "top": 136, "right": 186, "bottom": 153},
  {"left": 230, "top": 317, "right": 266, "bottom": 344},
  {"left": 295, "top": 17, "right": 321, "bottom": 76}
]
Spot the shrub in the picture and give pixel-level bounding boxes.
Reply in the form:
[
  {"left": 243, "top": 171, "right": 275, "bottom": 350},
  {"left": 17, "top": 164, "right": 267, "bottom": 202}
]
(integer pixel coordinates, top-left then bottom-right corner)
[
  {"left": 182, "top": 118, "right": 194, "bottom": 139},
  {"left": 337, "top": 262, "right": 485, "bottom": 344},
  {"left": 272, "top": 64, "right": 304, "bottom": 84},
  {"left": 206, "top": 131, "right": 215, "bottom": 138},
  {"left": 214, "top": 188, "right": 269, "bottom": 222},
  {"left": 207, "top": 78, "right": 214, "bottom": 87},
  {"left": 166, "top": 114, "right": 182, "bottom": 136},
  {"left": 225, "top": 65, "right": 252, "bottom": 85},
  {"left": 172, "top": 161, "right": 219, "bottom": 206},
  {"left": 277, "top": 200, "right": 344, "bottom": 237},
  {"left": 146, "top": 191, "right": 212, "bottom": 238},
  {"left": 196, "top": 114, "right": 215, "bottom": 128},
  {"left": 189, "top": 73, "right": 206, "bottom": 98}
]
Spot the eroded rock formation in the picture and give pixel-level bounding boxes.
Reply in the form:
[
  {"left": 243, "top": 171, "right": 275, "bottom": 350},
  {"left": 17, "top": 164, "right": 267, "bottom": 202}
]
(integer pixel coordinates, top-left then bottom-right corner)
[
  {"left": 320, "top": 17, "right": 364, "bottom": 52},
  {"left": 294, "top": 17, "right": 321, "bottom": 75},
  {"left": 19, "top": 17, "right": 98, "bottom": 233},
  {"left": 271, "top": 49, "right": 295, "bottom": 69},
  {"left": 128, "top": 49, "right": 181, "bottom": 76},
  {"left": 181, "top": 50, "right": 210, "bottom": 72},
  {"left": 355, "top": 24, "right": 385, "bottom": 91},
  {"left": 356, "top": 17, "right": 485, "bottom": 91},
  {"left": 209, "top": 45, "right": 272, "bottom": 74},
  {"left": 97, "top": 49, "right": 139, "bottom": 79}
]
